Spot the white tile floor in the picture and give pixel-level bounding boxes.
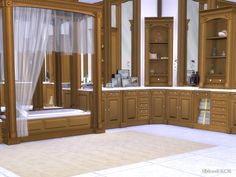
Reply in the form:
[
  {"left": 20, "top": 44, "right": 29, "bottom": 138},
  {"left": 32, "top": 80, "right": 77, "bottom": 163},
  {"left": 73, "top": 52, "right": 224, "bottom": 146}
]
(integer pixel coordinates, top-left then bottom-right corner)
[
  {"left": 74, "top": 125, "right": 236, "bottom": 177},
  {"left": 1, "top": 125, "right": 236, "bottom": 177}
]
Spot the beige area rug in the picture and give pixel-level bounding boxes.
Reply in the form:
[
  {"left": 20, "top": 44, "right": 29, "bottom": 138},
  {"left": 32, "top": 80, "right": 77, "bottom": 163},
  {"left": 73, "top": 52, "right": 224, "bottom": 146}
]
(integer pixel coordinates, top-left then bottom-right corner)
[{"left": 0, "top": 131, "right": 213, "bottom": 177}]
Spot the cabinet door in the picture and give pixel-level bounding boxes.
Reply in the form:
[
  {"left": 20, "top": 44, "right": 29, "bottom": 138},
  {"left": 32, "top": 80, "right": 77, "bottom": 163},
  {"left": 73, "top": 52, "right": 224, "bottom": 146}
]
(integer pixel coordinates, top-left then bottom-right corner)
[
  {"left": 151, "top": 95, "right": 165, "bottom": 122},
  {"left": 231, "top": 100, "right": 236, "bottom": 132},
  {"left": 106, "top": 97, "right": 121, "bottom": 127},
  {"left": 167, "top": 96, "right": 178, "bottom": 120},
  {"left": 124, "top": 96, "right": 137, "bottom": 121},
  {"left": 102, "top": 98, "right": 106, "bottom": 126},
  {"left": 179, "top": 97, "right": 192, "bottom": 122}
]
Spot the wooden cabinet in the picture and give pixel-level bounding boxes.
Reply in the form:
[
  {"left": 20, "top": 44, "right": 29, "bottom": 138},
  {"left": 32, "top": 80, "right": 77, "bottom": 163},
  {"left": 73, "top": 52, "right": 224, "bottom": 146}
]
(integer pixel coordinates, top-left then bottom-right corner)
[
  {"left": 193, "top": 91, "right": 211, "bottom": 130},
  {"left": 137, "top": 91, "right": 150, "bottom": 123},
  {"left": 62, "top": 89, "right": 71, "bottom": 108},
  {"left": 150, "top": 90, "right": 166, "bottom": 123},
  {"left": 167, "top": 90, "right": 193, "bottom": 127},
  {"left": 123, "top": 90, "right": 150, "bottom": 126},
  {"left": 210, "top": 92, "right": 229, "bottom": 132},
  {"left": 123, "top": 91, "right": 138, "bottom": 125},
  {"left": 199, "top": 7, "right": 236, "bottom": 88},
  {"left": 145, "top": 17, "right": 173, "bottom": 86},
  {"left": 230, "top": 93, "right": 236, "bottom": 133},
  {"left": 43, "top": 83, "right": 55, "bottom": 107},
  {"left": 78, "top": 90, "right": 92, "bottom": 111},
  {"left": 103, "top": 91, "right": 122, "bottom": 128}
]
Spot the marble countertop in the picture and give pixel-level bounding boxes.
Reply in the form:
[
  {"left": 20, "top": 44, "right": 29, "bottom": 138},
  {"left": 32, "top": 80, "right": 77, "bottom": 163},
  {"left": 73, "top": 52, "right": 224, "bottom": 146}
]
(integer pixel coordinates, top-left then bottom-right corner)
[{"left": 66, "top": 86, "right": 236, "bottom": 93}]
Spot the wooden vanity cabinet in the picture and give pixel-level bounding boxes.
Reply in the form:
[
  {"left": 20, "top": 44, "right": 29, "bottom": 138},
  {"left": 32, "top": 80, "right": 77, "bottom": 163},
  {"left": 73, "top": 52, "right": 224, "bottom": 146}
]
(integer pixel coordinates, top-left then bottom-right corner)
[
  {"left": 122, "top": 90, "right": 150, "bottom": 127},
  {"left": 230, "top": 93, "right": 236, "bottom": 133},
  {"left": 43, "top": 83, "right": 55, "bottom": 107},
  {"left": 123, "top": 91, "right": 138, "bottom": 126},
  {"left": 193, "top": 91, "right": 211, "bottom": 130},
  {"left": 102, "top": 91, "right": 122, "bottom": 129},
  {"left": 137, "top": 90, "right": 150, "bottom": 124},
  {"left": 167, "top": 90, "right": 193, "bottom": 127},
  {"left": 78, "top": 90, "right": 92, "bottom": 111},
  {"left": 150, "top": 90, "right": 166, "bottom": 123},
  {"left": 210, "top": 92, "right": 230, "bottom": 133}
]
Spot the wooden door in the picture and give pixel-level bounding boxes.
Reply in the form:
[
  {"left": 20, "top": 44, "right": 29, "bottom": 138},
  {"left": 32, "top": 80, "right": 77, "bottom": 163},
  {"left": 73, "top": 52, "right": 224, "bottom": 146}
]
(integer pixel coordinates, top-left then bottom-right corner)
[
  {"left": 101, "top": 97, "right": 106, "bottom": 127},
  {"left": 167, "top": 96, "right": 178, "bottom": 120},
  {"left": 179, "top": 97, "right": 192, "bottom": 122},
  {"left": 106, "top": 97, "right": 121, "bottom": 128},
  {"left": 124, "top": 96, "right": 137, "bottom": 122},
  {"left": 151, "top": 95, "right": 166, "bottom": 123},
  {"left": 230, "top": 100, "right": 236, "bottom": 133}
]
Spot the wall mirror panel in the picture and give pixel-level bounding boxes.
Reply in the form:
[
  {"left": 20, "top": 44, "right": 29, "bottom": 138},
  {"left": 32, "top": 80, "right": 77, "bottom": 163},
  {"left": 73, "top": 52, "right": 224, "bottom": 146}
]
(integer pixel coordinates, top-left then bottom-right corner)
[
  {"left": 121, "top": 0, "right": 133, "bottom": 72},
  {"left": 103, "top": 0, "right": 140, "bottom": 85},
  {"left": 0, "top": 8, "right": 5, "bottom": 114}
]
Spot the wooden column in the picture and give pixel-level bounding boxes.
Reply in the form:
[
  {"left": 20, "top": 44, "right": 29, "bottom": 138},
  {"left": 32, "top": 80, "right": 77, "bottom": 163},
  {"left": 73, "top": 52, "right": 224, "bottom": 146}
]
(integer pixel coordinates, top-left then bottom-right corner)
[
  {"left": 158, "top": 0, "right": 162, "bottom": 17},
  {"left": 33, "top": 66, "right": 44, "bottom": 110},
  {"left": 132, "top": 0, "right": 141, "bottom": 79},
  {"left": 70, "top": 53, "right": 80, "bottom": 108},
  {"left": 2, "top": 0, "right": 19, "bottom": 144},
  {"left": 94, "top": 11, "right": 103, "bottom": 132},
  {"left": 177, "top": 0, "right": 187, "bottom": 86},
  {"left": 55, "top": 52, "right": 62, "bottom": 106},
  {"left": 207, "top": 0, "right": 217, "bottom": 9}
]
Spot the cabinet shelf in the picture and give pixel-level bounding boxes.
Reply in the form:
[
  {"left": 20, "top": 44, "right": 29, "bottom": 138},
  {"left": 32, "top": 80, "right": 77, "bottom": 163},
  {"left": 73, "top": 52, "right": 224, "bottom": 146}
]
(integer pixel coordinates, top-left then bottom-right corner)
[
  {"left": 150, "top": 74, "right": 168, "bottom": 77},
  {"left": 207, "top": 56, "right": 226, "bottom": 59},
  {"left": 145, "top": 17, "right": 173, "bottom": 86},
  {"left": 149, "top": 59, "right": 168, "bottom": 61},
  {"left": 150, "top": 42, "right": 168, "bottom": 44},
  {"left": 206, "top": 36, "right": 227, "bottom": 40}
]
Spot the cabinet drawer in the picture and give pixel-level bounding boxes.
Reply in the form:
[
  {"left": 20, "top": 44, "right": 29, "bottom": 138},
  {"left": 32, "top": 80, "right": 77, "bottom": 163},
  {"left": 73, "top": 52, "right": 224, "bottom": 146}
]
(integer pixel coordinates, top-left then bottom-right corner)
[
  {"left": 212, "top": 100, "right": 227, "bottom": 106},
  {"left": 230, "top": 93, "right": 236, "bottom": 99},
  {"left": 211, "top": 114, "right": 227, "bottom": 122},
  {"left": 138, "top": 115, "right": 149, "bottom": 120},
  {"left": 138, "top": 97, "right": 149, "bottom": 103},
  {"left": 211, "top": 121, "right": 227, "bottom": 127},
  {"left": 152, "top": 90, "right": 165, "bottom": 95},
  {"left": 138, "top": 109, "right": 149, "bottom": 115},
  {"left": 150, "top": 76, "right": 167, "bottom": 83},
  {"left": 138, "top": 103, "right": 149, "bottom": 109},
  {"left": 137, "top": 91, "right": 150, "bottom": 96},
  {"left": 180, "top": 91, "right": 192, "bottom": 97},
  {"left": 206, "top": 78, "right": 225, "bottom": 84},
  {"left": 195, "top": 91, "right": 210, "bottom": 97},
  {"left": 106, "top": 92, "right": 120, "bottom": 97},
  {"left": 211, "top": 93, "right": 229, "bottom": 99},
  {"left": 124, "top": 91, "right": 137, "bottom": 96},
  {"left": 211, "top": 106, "right": 227, "bottom": 114},
  {"left": 168, "top": 91, "right": 178, "bottom": 96}
]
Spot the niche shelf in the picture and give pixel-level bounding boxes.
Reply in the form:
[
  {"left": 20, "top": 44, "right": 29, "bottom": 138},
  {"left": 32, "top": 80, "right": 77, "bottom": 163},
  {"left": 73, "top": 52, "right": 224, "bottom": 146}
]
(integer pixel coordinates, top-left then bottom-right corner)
[
  {"left": 199, "top": 7, "right": 236, "bottom": 88},
  {"left": 145, "top": 17, "right": 173, "bottom": 86}
]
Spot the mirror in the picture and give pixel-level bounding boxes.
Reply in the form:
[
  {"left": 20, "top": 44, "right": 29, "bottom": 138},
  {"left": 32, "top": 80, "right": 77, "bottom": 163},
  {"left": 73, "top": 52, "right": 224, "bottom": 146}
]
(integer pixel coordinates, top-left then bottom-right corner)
[
  {"left": 186, "top": 0, "right": 199, "bottom": 84},
  {"left": 103, "top": 0, "right": 140, "bottom": 85},
  {"left": 0, "top": 8, "right": 5, "bottom": 112},
  {"left": 121, "top": 0, "right": 133, "bottom": 73},
  {"left": 186, "top": 0, "right": 208, "bottom": 85}
]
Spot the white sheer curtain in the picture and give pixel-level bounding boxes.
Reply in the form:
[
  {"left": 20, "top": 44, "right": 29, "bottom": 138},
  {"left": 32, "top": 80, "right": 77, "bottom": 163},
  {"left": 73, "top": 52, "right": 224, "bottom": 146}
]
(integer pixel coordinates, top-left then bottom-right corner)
[
  {"left": 14, "top": 7, "right": 52, "bottom": 137},
  {"left": 47, "top": 12, "right": 94, "bottom": 55}
]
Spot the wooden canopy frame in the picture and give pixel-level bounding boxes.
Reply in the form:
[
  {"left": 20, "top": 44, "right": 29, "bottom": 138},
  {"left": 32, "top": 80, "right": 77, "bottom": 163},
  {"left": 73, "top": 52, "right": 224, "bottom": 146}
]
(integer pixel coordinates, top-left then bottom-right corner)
[{"left": 0, "top": 0, "right": 102, "bottom": 144}]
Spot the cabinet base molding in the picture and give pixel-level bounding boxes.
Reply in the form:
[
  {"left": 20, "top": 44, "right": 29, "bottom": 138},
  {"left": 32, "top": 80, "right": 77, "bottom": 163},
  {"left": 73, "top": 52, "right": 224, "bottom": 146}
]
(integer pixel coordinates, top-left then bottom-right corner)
[{"left": 150, "top": 118, "right": 167, "bottom": 124}]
